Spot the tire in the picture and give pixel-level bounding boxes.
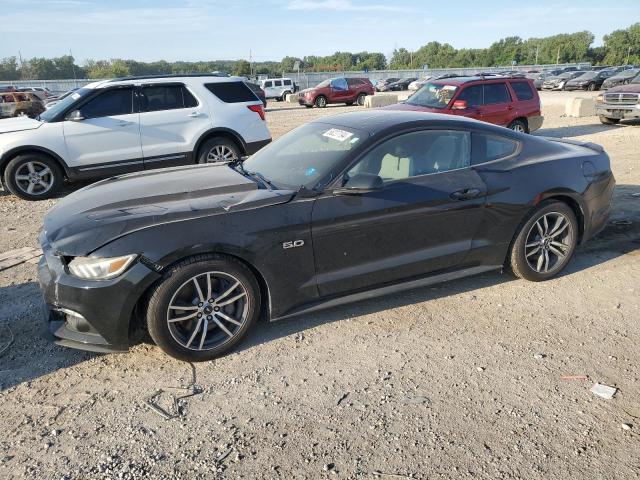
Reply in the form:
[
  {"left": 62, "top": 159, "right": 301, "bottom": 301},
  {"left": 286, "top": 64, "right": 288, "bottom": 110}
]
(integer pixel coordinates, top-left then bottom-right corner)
[
  {"left": 147, "top": 255, "right": 261, "bottom": 362},
  {"left": 197, "top": 137, "right": 241, "bottom": 164},
  {"left": 315, "top": 95, "right": 327, "bottom": 108},
  {"left": 304, "top": 105, "right": 313, "bottom": 108},
  {"left": 4, "top": 153, "right": 63, "bottom": 200},
  {"left": 587, "top": 82, "right": 596, "bottom": 91},
  {"left": 345, "top": 102, "right": 354, "bottom": 106},
  {"left": 507, "top": 119, "right": 528, "bottom": 133},
  {"left": 281, "top": 91, "right": 291, "bottom": 101},
  {"left": 508, "top": 201, "right": 578, "bottom": 282},
  {"left": 599, "top": 115, "right": 620, "bottom": 125},
  {"left": 356, "top": 93, "right": 366, "bottom": 106}
]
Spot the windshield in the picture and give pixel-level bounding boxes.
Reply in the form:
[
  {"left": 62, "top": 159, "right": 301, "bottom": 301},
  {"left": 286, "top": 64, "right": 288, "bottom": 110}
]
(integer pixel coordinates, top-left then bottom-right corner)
[
  {"left": 617, "top": 69, "right": 640, "bottom": 79},
  {"left": 241, "top": 122, "right": 365, "bottom": 190},
  {"left": 577, "top": 71, "right": 598, "bottom": 79},
  {"left": 315, "top": 80, "right": 330, "bottom": 88},
  {"left": 405, "top": 83, "right": 458, "bottom": 109},
  {"left": 39, "top": 87, "right": 91, "bottom": 122}
]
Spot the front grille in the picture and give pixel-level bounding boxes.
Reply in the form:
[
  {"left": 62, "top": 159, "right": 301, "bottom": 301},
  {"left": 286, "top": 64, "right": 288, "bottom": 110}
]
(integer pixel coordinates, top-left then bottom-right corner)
[{"left": 604, "top": 93, "right": 639, "bottom": 105}]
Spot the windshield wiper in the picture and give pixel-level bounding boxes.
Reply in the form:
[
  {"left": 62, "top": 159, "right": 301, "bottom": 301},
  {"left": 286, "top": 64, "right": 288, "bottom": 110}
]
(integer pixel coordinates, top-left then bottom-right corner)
[{"left": 247, "top": 170, "right": 275, "bottom": 191}]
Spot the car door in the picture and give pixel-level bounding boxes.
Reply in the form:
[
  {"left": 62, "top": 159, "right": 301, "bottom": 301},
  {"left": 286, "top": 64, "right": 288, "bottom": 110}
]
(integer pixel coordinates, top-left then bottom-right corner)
[
  {"left": 138, "top": 83, "right": 208, "bottom": 168},
  {"left": 330, "top": 78, "right": 350, "bottom": 103},
  {"left": 311, "top": 129, "right": 487, "bottom": 297},
  {"left": 62, "top": 86, "right": 142, "bottom": 171},
  {"left": 477, "top": 82, "right": 513, "bottom": 126}
]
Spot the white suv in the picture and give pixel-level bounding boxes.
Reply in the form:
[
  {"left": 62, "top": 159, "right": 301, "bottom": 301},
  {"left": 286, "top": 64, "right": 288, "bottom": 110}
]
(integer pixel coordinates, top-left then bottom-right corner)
[
  {"left": 0, "top": 75, "right": 271, "bottom": 200},
  {"left": 259, "top": 78, "right": 296, "bottom": 101}
]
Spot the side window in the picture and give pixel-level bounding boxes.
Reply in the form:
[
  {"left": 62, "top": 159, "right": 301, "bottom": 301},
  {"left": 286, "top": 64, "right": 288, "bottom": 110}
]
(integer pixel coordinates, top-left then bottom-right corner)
[
  {"left": 472, "top": 133, "right": 518, "bottom": 165},
  {"left": 330, "top": 78, "right": 348, "bottom": 91},
  {"left": 284, "top": 79, "right": 292, "bottom": 86},
  {"left": 205, "top": 82, "right": 259, "bottom": 103},
  {"left": 264, "top": 81, "right": 273, "bottom": 88},
  {"left": 510, "top": 81, "right": 534, "bottom": 101},
  {"left": 456, "top": 85, "right": 483, "bottom": 107},
  {"left": 347, "top": 130, "right": 471, "bottom": 183},
  {"left": 79, "top": 88, "right": 133, "bottom": 119},
  {"left": 140, "top": 85, "right": 184, "bottom": 112},
  {"left": 182, "top": 87, "right": 198, "bottom": 108},
  {"left": 274, "top": 80, "right": 282, "bottom": 87},
  {"left": 483, "top": 83, "right": 511, "bottom": 104}
]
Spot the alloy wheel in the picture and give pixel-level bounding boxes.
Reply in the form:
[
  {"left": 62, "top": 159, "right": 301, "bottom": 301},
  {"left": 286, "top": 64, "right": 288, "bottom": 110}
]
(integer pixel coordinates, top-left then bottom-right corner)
[
  {"left": 511, "top": 123, "right": 526, "bottom": 133},
  {"left": 166, "top": 271, "right": 249, "bottom": 351},
  {"left": 524, "top": 212, "right": 573, "bottom": 274},
  {"left": 206, "top": 145, "right": 238, "bottom": 163},
  {"left": 14, "top": 161, "right": 55, "bottom": 196}
]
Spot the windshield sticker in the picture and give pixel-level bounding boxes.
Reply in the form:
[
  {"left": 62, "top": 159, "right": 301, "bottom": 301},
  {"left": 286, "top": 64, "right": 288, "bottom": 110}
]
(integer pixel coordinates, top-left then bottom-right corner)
[
  {"left": 442, "top": 85, "right": 457, "bottom": 91},
  {"left": 323, "top": 128, "right": 353, "bottom": 142},
  {"left": 71, "top": 92, "right": 81, "bottom": 100}
]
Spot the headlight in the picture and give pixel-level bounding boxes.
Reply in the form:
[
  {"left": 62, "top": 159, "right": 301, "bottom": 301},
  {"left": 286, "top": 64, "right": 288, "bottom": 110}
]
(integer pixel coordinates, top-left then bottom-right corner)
[
  {"left": 596, "top": 95, "right": 604, "bottom": 103},
  {"left": 68, "top": 254, "right": 137, "bottom": 280}
]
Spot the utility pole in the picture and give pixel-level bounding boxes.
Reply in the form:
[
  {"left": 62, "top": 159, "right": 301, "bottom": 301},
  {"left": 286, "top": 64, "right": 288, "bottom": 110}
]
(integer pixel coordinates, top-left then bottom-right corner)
[
  {"left": 70, "top": 48, "right": 77, "bottom": 86},
  {"left": 626, "top": 46, "right": 631, "bottom": 65},
  {"left": 18, "top": 50, "right": 25, "bottom": 80}
]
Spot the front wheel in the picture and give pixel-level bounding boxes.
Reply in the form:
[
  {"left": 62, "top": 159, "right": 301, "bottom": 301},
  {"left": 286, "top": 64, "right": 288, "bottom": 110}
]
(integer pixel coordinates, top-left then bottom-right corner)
[
  {"left": 197, "top": 137, "right": 241, "bottom": 164},
  {"left": 508, "top": 201, "right": 578, "bottom": 281},
  {"left": 4, "top": 153, "right": 63, "bottom": 200},
  {"left": 147, "top": 255, "right": 261, "bottom": 362},
  {"left": 587, "top": 82, "right": 596, "bottom": 91}
]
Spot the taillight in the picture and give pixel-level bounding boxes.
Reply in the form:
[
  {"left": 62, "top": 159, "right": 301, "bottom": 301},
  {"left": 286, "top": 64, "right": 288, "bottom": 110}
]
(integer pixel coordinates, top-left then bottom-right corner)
[{"left": 247, "top": 104, "right": 265, "bottom": 121}]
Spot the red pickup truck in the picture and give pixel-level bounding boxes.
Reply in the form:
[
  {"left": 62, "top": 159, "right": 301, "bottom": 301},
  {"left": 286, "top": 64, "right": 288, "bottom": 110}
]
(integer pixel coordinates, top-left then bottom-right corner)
[
  {"left": 298, "top": 77, "right": 375, "bottom": 108},
  {"left": 385, "top": 75, "right": 543, "bottom": 133}
]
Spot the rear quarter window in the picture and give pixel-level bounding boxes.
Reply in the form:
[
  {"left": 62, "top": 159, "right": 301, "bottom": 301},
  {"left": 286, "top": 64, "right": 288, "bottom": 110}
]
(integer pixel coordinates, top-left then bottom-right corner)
[
  {"left": 483, "top": 83, "right": 511, "bottom": 104},
  {"left": 205, "top": 82, "right": 259, "bottom": 103},
  {"left": 510, "top": 81, "right": 534, "bottom": 101},
  {"left": 472, "top": 133, "right": 519, "bottom": 165}
]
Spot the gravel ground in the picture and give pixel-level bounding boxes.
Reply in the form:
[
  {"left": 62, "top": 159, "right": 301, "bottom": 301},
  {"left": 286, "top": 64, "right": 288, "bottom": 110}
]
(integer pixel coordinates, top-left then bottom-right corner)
[{"left": 0, "top": 91, "right": 638, "bottom": 480}]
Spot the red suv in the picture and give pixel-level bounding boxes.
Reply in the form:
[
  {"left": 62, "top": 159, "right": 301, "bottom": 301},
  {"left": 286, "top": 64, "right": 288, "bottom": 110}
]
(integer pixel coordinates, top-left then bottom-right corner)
[
  {"left": 298, "top": 77, "right": 375, "bottom": 108},
  {"left": 385, "top": 76, "right": 543, "bottom": 133}
]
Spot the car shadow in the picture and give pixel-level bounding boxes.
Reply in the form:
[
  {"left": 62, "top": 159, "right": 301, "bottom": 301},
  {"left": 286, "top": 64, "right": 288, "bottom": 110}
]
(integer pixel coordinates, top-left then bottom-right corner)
[{"left": 536, "top": 118, "right": 640, "bottom": 138}]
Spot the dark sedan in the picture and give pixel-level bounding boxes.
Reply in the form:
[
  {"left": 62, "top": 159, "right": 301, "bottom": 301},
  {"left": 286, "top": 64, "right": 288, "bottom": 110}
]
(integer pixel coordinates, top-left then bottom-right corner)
[
  {"left": 38, "top": 111, "right": 614, "bottom": 361},
  {"left": 564, "top": 70, "right": 615, "bottom": 91},
  {"left": 386, "top": 78, "right": 418, "bottom": 91},
  {"left": 601, "top": 68, "right": 640, "bottom": 90}
]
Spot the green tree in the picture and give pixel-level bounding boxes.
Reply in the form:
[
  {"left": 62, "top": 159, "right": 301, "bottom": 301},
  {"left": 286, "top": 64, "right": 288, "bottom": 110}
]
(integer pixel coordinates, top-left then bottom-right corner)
[
  {"left": 603, "top": 23, "right": 640, "bottom": 65},
  {"left": 232, "top": 60, "right": 251, "bottom": 76},
  {"left": 0, "top": 57, "right": 20, "bottom": 80}
]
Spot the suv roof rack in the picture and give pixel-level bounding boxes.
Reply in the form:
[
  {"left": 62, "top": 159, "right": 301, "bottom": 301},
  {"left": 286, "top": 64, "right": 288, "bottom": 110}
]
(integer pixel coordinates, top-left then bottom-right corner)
[{"left": 106, "top": 73, "right": 231, "bottom": 82}]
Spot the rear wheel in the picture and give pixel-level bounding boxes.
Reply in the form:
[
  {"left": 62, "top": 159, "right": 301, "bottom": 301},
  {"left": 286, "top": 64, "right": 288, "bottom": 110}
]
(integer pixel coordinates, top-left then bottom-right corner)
[
  {"left": 508, "top": 201, "right": 578, "bottom": 281},
  {"left": 587, "top": 82, "right": 596, "bottom": 91},
  {"left": 281, "top": 91, "right": 291, "bottom": 101},
  {"left": 315, "top": 95, "right": 327, "bottom": 108},
  {"left": 507, "top": 119, "right": 528, "bottom": 133},
  {"left": 197, "top": 137, "right": 241, "bottom": 164},
  {"left": 147, "top": 255, "right": 261, "bottom": 362},
  {"left": 599, "top": 115, "right": 620, "bottom": 125},
  {"left": 4, "top": 153, "right": 63, "bottom": 200},
  {"left": 356, "top": 93, "right": 367, "bottom": 106}
]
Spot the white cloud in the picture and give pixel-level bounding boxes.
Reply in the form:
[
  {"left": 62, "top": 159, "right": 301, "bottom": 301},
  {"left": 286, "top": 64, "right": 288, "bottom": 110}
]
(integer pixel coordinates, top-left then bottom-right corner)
[{"left": 286, "top": 0, "right": 414, "bottom": 13}]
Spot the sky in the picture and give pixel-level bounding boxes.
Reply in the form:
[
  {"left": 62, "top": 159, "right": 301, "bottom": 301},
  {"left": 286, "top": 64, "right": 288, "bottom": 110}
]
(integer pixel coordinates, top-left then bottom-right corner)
[{"left": 1, "top": 0, "right": 639, "bottom": 63}]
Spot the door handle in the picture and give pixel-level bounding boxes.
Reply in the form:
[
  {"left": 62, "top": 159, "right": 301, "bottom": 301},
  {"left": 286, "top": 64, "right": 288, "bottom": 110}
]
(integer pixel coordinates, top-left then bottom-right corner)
[
  {"left": 116, "top": 121, "right": 133, "bottom": 127},
  {"left": 188, "top": 111, "right": 203, "bottom": 117},
  {"left": 450, "top": 188, "right": 482, "bottom": 200}
]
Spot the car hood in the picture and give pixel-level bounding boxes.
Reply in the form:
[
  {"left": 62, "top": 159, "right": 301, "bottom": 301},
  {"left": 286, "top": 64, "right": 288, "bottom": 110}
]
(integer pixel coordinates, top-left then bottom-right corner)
[
  {"left": 42, "top": 164, "right": 295, "bottom": 256},
  {"left": 605, "top": 84, "right": 640, "bottom": 93},
  {"left": 0, "top": 116, "right": 43, "bottom": 134},
  {"left": 381, "top": 103, "right": 444, "bottom": 113},
  {"left": 299, "top": 88, "right": 315, "bottom": 94}
]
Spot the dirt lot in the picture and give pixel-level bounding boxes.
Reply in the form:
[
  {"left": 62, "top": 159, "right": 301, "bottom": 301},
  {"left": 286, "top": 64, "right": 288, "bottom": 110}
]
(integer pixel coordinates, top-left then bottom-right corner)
[{"left": 0, "top": 91, "right": 638, "bottom": 479}]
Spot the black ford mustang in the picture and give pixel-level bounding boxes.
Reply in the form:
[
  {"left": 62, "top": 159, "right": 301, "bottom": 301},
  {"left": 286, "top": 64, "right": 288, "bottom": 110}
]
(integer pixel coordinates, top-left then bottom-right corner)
[{"left": 38, "top": 111, "right": 615, "bottom": 361}]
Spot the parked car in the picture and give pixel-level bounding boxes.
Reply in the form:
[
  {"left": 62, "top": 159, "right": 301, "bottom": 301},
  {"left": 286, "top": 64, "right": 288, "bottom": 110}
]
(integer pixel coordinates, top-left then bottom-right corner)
[
  {"left": 564, "top": 70, "right": 615, "bottom": 91},
  {"left": 258, "top": 77, "right": 296, "bottom": 101},
  {"left": 375, "top": 78, "right": 400, "bottom": 92},
  {"left": 298, "top": 77, "right": 374, "bottom": 108},
  {"left": 37, "top": 110, "right": 614, "bottom": 361},
  {"left": 542, "top": 71, "right": 586, "bottom": 91},
  {"left": 0, "top": 74, "right": 271, "bottom": 200},
  {"left": 386, "top": 78, "right": 418, "bottom": 91},
  {"left": 245, "top": 82, "right": 267, "bottom": 107},
  {"left": 0, "top": 92, "right": 45, "bottom": 119},
  {"left": 595, "top": 75, "right": 640, "bottom": 124},
  {"left": 17, "top": 87, "right": 53, "bottom": 101},
  {"left": 44, "top": 88, "right": 79, "bottom": 110},
  {"left": 385, "top": 75, "right": 543, "bottom": 133},
  {"left": 408, "top": 76, "right": 432, "bottom": 91},
  {"left": 601, "top": 68, "right": 640, "bottom": 90}
]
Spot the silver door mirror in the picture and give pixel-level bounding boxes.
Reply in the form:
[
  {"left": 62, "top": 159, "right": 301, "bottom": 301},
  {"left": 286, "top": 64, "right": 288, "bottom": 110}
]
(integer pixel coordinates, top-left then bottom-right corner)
[{"left": 67, "top": 109, "right": 85, "bottom": 122}]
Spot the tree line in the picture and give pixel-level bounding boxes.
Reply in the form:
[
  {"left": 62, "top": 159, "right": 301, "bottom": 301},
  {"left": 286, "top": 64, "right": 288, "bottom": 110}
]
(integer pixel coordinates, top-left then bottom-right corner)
[{"left": 1, "top": 23, "right": 637, "bottom": 81}]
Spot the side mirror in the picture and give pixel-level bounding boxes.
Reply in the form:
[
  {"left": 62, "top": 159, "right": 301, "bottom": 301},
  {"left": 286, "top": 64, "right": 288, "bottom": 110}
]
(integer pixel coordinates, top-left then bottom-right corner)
[
  {"left": 67, "top": 109, "right": 84, "bottom": 121},
  {"left": 451, "top": 99, "right": 468, "bottom": 110},
  {"left": 334, "top": 173, "right": 384, "bottom": 195}
]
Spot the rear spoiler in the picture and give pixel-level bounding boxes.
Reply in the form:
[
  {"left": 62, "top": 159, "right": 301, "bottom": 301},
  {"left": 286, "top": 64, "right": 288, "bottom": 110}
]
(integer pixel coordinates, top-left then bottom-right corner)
[{"left": 540, "top": 136, "right": 604, "bottom": 153}]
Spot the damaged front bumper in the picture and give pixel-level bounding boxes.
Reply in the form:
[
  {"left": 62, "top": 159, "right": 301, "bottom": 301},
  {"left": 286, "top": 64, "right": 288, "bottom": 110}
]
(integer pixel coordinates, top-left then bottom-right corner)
[{"left": 37, "top": 233, "right": 161, "bottom": 353}]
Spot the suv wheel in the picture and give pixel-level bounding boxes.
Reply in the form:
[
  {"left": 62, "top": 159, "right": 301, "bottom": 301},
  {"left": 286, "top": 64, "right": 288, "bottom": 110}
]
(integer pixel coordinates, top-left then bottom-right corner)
[
  {"left": 599, "top": 115, "right": 620, "bottom": 125},
  {"left": 4, "top": 153, "right": 63, "bottom": 200},
  {"left": 146, "top": 255, "right": 261, "bottom": 362},
  {"left": 508, "top": 201, "right": 578, "bottom": 282},
  {"left": 281, "top": 91, "right": 291, "bottom": 101},
  {"left": 587, "top": 82, "right": 596, "bottom": 91},
  {"left": 356, "top": 93, "right": 367, "bottom": 106},
  {"left": 507, "top": 119, "right": 528, "bottom": 133},
  {"left": 315, "top": 95, "right": 327, "bottom": 108},
  {"left": 197, "top": 137, "right": 241, "bottom": 164}
]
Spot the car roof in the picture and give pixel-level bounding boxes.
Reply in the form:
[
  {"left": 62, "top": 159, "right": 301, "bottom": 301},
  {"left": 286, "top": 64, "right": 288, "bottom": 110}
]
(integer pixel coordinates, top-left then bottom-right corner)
[
  {"left": 85, "top": 74, "right": 247, "bottom": 89},
  {"left": 310, "top": 109, "right": 503, "bottom": 136},
  {"left": 429, "top": 75, "right": 528, "bottom": 85}
]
